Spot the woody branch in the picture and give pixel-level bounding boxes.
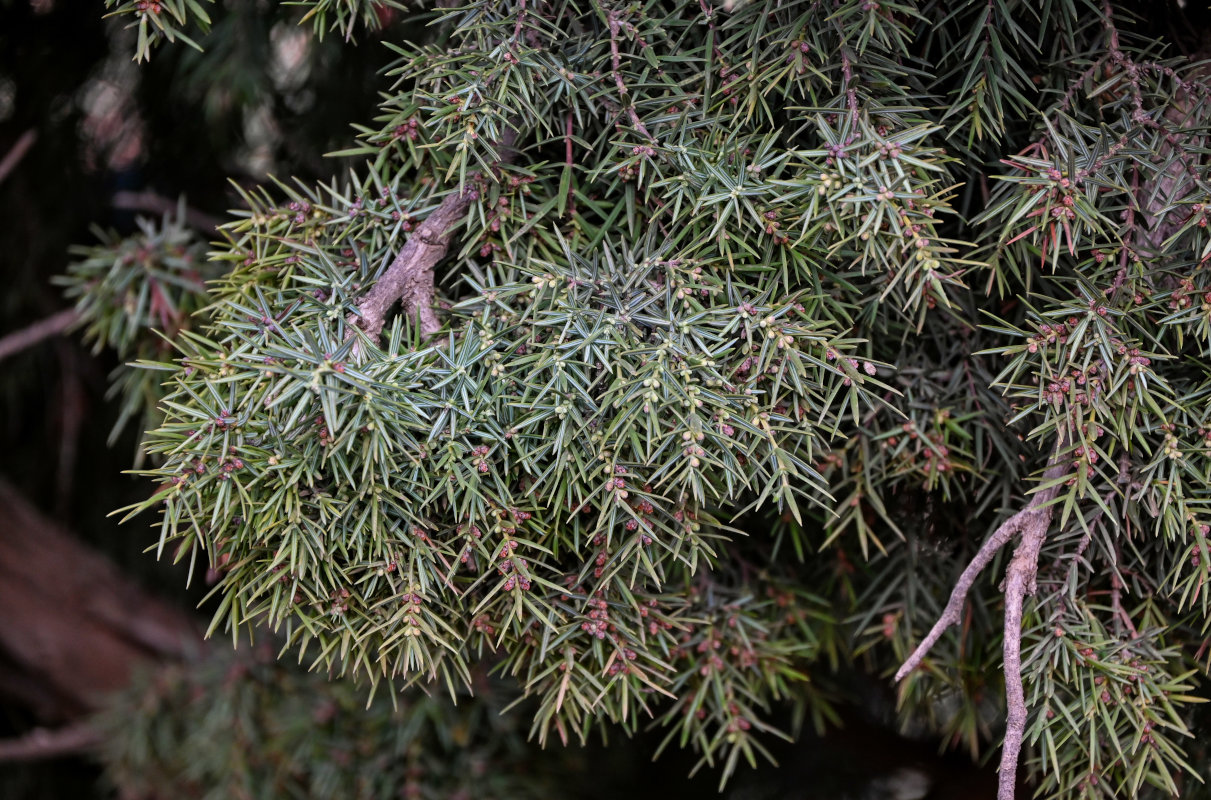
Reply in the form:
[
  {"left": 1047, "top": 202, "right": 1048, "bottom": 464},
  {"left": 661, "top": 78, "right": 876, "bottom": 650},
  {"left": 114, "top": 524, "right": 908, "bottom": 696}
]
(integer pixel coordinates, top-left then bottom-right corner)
[{"left": 895, "top": 452, "right": 1068, "bottom": 800}]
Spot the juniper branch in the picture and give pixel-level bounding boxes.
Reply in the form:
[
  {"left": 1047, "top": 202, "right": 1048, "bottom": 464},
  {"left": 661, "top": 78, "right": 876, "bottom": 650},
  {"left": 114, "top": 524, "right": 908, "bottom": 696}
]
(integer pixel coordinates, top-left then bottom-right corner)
[
  {"left": 353, "top": 132, "right": 518, "bottom": 341},
  {"left": 894, "top": 455, "right": 1067, "bottom": 683},
  {"left": 894, "top": 452, "right": 1066, "bottom": 800}
]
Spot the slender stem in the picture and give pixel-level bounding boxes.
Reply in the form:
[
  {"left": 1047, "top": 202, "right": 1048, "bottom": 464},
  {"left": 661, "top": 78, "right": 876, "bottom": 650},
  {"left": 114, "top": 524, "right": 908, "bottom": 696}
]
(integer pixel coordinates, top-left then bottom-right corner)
[
  {"left": 565, "top": 111, "right": 574, "bottom": 166},
  {"left": 513, "top": 0, "right": 526, "bottom": 42},
  {"left": 0, "top": 723, "right": 98, "bottom": 762},
  {"left": 607, "top": 10, "right": 653, "bottom": 141},
  {"left": 0, "top": 129, "right": 36, "bottom": 186},
  {"left": 1101, "top": 0, "right": 1120, "bottom": 56},
  {"left": 839, "top": 50, "right": 860, "bottom": 125},
  {"left": 0, "top": 309, "right": 78, "bottom": 364},
  {"left": 1110, "top": 562, "right": 1139, "bottom": 639}
]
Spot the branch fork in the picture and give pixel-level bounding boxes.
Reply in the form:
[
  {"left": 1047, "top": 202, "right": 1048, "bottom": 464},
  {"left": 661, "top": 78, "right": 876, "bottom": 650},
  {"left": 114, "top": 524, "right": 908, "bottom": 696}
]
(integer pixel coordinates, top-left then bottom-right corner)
[
  {"left": 352, "top": 132, "right": 518, "bottom": 344},
  {"left": 894, "top": 452, "right": 1068, "bottom": 800},
  {"left": 353, "top": 188, "right": 475, "bottom": 341}
]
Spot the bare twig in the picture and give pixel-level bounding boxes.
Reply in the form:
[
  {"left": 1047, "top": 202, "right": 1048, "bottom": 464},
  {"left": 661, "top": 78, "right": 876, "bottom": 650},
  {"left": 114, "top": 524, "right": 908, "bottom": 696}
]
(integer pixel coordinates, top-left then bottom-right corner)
[
  {"left": 354, "top": 132, "right": 518, "bottom": 342},
  {"left": 607, "top": 10, "right": 653, "bottom": 141},
  {"left": 0, "top": 309, "right": 78, "bottom": 364},
  {"left": 513, "top": 0, "right": 526, "bottom": 42},
  {"left": 1101, "top": 0, "right": 1120, "bottom": 54},
  {"left": 895, "top": 452, "right": 1068, "bottom": 800},
  {"left": 0, "top": 129, "right": 37, "bottom": 186},
  {"left": 111, "top": 190, "right": 225, "bottom": 232},
  {"left": 0, "top": 723, "right": 99, "bottom": 762},
  {"left": 839, "top": 50, "right": 861, "bottom": 125}
]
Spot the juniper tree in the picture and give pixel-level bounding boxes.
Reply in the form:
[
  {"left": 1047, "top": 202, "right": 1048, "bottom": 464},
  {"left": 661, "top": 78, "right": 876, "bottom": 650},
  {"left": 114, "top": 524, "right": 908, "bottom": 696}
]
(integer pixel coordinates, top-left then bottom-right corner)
[{"left": 58, "top": 0, "right": 1211, "bottom": 796}]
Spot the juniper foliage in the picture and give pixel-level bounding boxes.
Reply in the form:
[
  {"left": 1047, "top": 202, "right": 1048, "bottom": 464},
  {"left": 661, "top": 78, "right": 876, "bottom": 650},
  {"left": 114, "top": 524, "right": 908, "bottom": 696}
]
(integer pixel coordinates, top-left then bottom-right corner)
[{"left": 66, "top": 0, "right": 1211, "bottom": 797}]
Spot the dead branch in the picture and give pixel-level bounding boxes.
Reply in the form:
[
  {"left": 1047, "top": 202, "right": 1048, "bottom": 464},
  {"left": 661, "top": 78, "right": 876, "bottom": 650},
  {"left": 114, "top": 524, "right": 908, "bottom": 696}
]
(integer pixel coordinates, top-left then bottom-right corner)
[
  {"left": 0, "top": 481, "right": 202, "bottom": 722},
  {"left": 0, "top": 309, "right": 78, "bottom": 364},
  {"left": 353, "top": 131, "right": 518, "bottom": 342},
  {"left": 354, "top": 190, "right": 474, "bottom": 340},
  {"left": 894, "top": 456, "right": 1066, "bottom": 681},
  {"left": 997, "top": 501, "right": 1054, "bottom": 800},
  {"left": 894, "top": 453, "right": 1068, "bottom": 800}
]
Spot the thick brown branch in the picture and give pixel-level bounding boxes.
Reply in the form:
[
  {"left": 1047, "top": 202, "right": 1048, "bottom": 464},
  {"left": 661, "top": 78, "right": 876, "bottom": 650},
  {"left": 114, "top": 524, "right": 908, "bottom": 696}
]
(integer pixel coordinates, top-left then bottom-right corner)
[
  {"left": 894, "top": 453, "right": 1066, "bottom": 800},
  {"left": 0, "top": 481, "right": 202, "bottom": 722},
  {"left": 355, "top": 190, "right": 473, "bottom": 340},
  {"left": 894, "top": 456, "right": 1067, "bottom": 683},
  {"left": 997, "top": 506, "right": 1052, "bottom": 800},
  {"left": 354, "top": 133, "right": 517, "bottom": 343},
  {"left": 0, "top": 309, "right": 78, "bottom": 364}
]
